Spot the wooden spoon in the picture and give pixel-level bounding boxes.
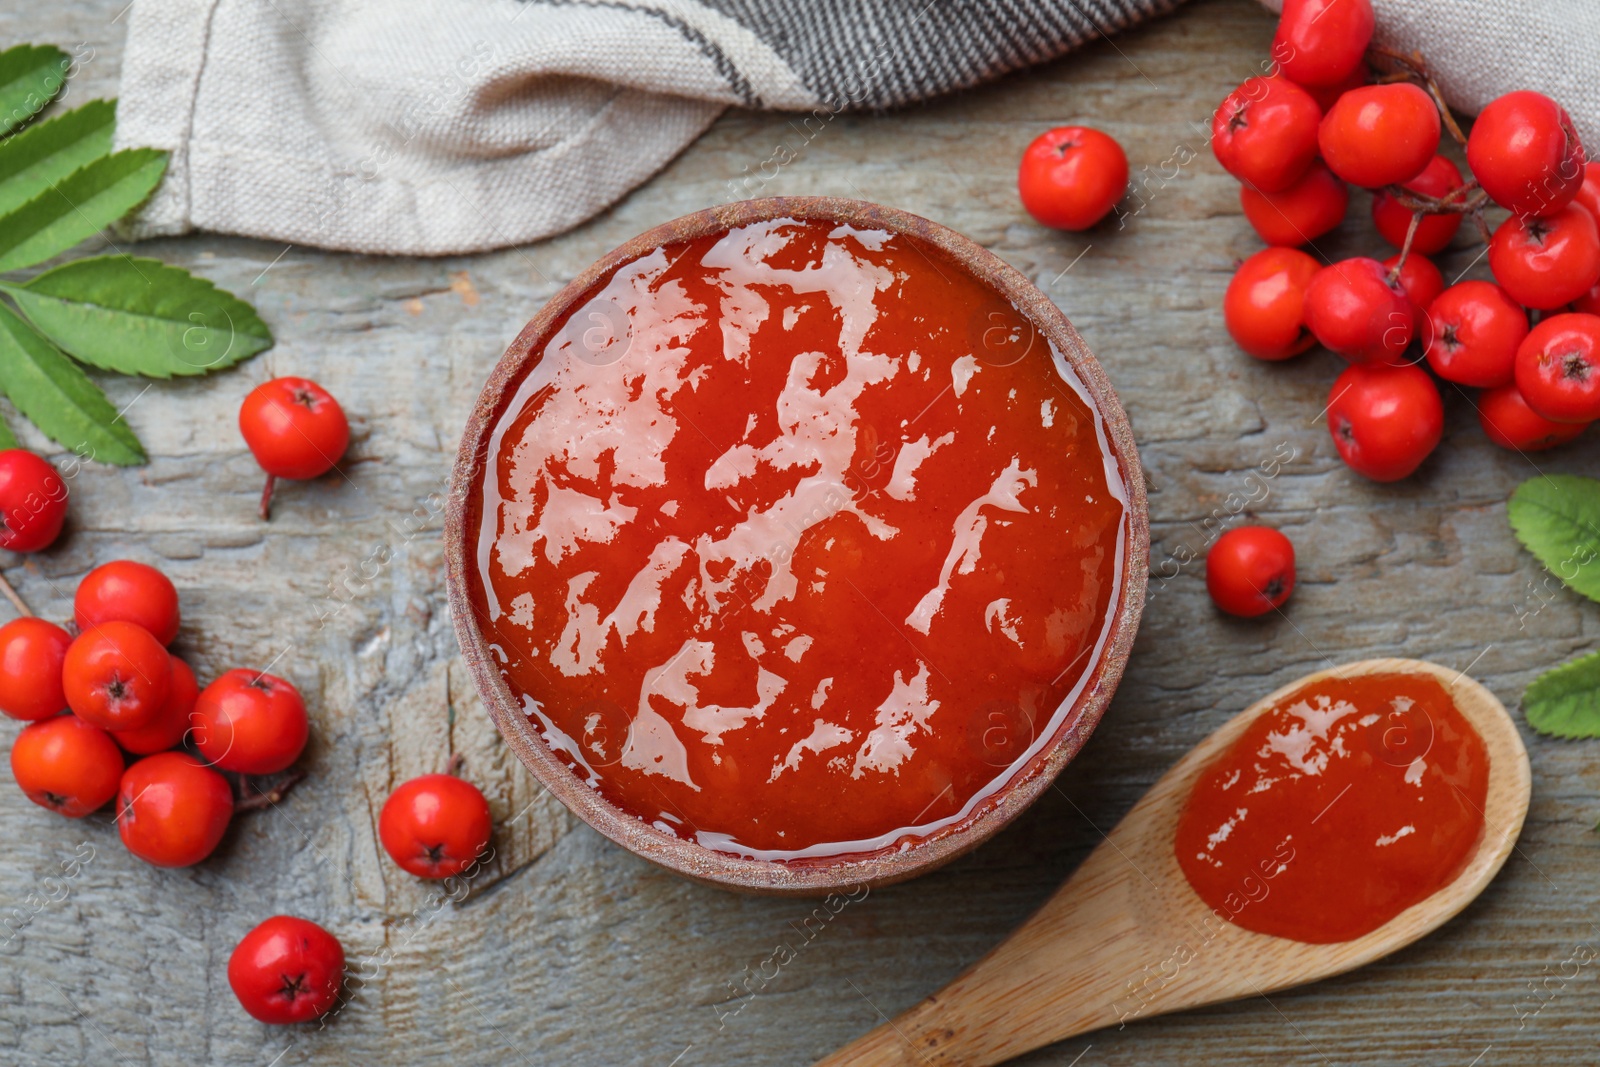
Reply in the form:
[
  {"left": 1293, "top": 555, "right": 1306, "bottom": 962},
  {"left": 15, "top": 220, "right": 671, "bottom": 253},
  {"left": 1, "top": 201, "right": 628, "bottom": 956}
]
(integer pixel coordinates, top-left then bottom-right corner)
[{"left": 816, "top": 657, "right": 1531, "bottom": 1067}]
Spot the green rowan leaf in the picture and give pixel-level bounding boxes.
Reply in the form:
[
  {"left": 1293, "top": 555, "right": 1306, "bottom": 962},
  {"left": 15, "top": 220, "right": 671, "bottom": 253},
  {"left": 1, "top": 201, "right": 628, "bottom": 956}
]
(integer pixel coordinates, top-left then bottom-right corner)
[
  {"left": 6, "top": 256, "right": 272, "bottom": 377},
  {"left": 0, "top": 302, "right": 144, "bottom": 465},
  {"left": 1507, "top": 475, "right": 1600, "bottom": 604},
  {"left": 1524, "top": 649, "right": 1600, "bottom": 739},
  {"left": 0, "top": 99, "right": 115, "bottom": 213},
  {"left": 0, "top": 147, "right": 166, "bottom": 271},
  {"left": 0, "top": 44, "right": 69, "bottom": 138}
]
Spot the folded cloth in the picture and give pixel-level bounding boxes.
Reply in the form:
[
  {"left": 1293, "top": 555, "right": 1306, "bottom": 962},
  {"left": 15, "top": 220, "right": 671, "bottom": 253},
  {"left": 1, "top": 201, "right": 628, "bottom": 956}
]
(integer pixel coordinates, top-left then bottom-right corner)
[
  {"left": 114, "top": 0, "right": 1181, "bottom": 255},
  {"left": 115, "top": 0, "right": 1599, "bottom": 257}
]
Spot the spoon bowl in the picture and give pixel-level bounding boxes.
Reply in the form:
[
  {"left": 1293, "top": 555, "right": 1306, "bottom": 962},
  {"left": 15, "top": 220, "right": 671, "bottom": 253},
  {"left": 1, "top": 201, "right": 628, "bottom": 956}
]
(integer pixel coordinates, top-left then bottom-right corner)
[{"left": 817, "top": 657, "right": 1532, "bottom": 1066}]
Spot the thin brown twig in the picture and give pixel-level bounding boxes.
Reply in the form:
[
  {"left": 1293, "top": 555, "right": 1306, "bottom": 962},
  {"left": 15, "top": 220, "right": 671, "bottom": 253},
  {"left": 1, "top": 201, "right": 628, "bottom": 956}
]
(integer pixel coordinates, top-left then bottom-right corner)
[
  {"left": 258, "top": 474, "right": 276, "bottom": 521},
  {"left": 234, "top": 770, "right": 307, "bottom": 812},
  {"left": 1428, "top": 80, "right": 1471, "bottom": 148},
  {"left": 1368, "top": 44, "right": 1428, "bottom": 76},
  {"left": 1384, "top": 181, "right": 1484, "bottom": 215},
  {"left": 1382, "top": 182, "right": 1494, "bottom": 252},
  {"left": 0, "top": 571, "right": 31, "bottom": 617},
  {"left": 1471, "top": 206, "right": 1493, "bottom": 245},
  {"left": 1389, "top": 212, "right": 1422, "bottom": 284}
]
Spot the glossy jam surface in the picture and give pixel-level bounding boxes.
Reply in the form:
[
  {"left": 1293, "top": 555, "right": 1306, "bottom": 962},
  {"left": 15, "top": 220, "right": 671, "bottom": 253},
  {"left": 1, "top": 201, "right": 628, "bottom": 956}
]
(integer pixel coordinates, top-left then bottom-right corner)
[
  {"left": 1176, "top": 672, "right": 1490, "bottom": 944},
  {"left": 471, "top": 217, "right": 1128, "bottom": 859}
]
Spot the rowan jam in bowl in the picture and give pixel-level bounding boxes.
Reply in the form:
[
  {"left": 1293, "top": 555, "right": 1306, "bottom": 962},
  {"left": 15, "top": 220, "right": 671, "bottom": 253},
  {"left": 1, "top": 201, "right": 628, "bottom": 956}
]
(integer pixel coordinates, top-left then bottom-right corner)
[{"left": 446, "top": 199, "right": 1148, "bottom": 893}]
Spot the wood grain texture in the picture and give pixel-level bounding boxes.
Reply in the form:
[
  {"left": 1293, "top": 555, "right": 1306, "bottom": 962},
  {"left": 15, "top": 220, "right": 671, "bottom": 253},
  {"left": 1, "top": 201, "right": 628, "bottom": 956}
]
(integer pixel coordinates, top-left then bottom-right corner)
[{"left": 2, "top": 1, "right": 1599, "bottom": 1064}]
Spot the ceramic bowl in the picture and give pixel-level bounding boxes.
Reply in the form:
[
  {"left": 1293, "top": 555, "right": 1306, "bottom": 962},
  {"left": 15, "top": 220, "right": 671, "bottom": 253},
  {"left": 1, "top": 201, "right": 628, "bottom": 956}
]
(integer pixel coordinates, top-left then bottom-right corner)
[{"left": 445, "top": 197, "right": 1149, "bottom": 895}]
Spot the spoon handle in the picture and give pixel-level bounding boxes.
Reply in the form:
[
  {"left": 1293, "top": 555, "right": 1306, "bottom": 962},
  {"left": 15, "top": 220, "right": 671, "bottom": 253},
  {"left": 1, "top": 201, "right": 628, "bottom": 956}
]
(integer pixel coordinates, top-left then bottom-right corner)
[{"left": 817, "top": 838, "right": 1166, "bottom": 1066}]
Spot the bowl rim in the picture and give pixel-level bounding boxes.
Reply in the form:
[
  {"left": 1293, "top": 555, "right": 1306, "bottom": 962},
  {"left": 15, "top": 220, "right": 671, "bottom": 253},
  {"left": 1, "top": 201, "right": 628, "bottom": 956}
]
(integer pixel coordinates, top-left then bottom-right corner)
[{"left": 444, "top": 196, "right": 1150, "bottom": 896}]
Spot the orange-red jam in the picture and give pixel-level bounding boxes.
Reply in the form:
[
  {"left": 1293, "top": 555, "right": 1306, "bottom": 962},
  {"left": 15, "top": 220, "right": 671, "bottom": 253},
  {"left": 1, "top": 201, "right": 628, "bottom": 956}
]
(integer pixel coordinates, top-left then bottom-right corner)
[
  {"left": 468, "top": 217, "right": 1129, "bottom": 858},
  {"left": 1176, "top": 672, "right": 1489, "bottom": 944}
]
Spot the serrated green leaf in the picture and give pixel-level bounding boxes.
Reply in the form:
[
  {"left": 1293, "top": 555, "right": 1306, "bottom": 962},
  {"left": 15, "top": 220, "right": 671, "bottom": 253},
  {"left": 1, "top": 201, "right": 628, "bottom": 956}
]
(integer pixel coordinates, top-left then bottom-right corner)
[
  {"left": 1524, "top": 649, "right": 1600, "bottom": 739},
  {"left": 0, "top": 411, "right": 18, "bottom": 451},
  {"left": 1507, "top": 474, "right": 1600, "bottom": 603},
  {"left": 0, "top": 303, "right": 143, "bottom": 465},
  {"left": 5, "top": 256, "right": 273, "bottom": 378},
  {"left": 0, "top": 148, "right": 167, "bottom": 271},
  {"left": 0, "top": 99, "right": 115, "bottom": 214},
  {"left": 0, "top": 45, "right": 69, "bottom": 138}
]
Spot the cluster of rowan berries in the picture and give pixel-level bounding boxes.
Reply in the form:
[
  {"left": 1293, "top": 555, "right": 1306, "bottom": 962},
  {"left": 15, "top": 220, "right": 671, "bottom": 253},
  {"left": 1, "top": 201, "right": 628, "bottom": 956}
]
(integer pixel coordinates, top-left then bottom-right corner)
[
  {"left": 0, "top": 374, "right": 497, "bottom": 1024},
  {"left": 1, "top": 560, "right": 306, "bottom": 865},
  {"left": 1219, "top": 0, "right": 1597, "bottom": 480}
]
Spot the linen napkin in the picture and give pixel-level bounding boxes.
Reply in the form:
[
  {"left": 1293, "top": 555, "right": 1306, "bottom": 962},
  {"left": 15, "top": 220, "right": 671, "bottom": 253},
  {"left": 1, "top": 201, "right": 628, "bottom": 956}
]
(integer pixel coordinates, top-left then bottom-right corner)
[{"left": 113, "top": 0, "right": 1599, "bottom": 257}]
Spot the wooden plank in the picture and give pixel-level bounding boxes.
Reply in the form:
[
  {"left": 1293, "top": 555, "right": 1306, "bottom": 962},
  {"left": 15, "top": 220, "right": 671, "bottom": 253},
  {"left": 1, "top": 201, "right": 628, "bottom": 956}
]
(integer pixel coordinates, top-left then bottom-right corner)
[{"left": 2, "top": 0, "right": 1598, "bottom": 1063}]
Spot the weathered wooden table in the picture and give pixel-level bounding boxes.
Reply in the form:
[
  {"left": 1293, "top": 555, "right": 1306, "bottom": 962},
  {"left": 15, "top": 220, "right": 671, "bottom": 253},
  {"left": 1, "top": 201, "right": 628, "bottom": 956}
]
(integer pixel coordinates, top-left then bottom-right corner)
[{"left": 5, "top": 1, "right": 1597, "bottom": 1063}]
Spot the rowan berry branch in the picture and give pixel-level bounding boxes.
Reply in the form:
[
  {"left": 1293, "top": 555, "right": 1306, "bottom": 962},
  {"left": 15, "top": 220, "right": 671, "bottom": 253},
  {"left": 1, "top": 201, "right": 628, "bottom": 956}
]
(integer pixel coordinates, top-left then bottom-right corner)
[
  {"left": 1382, "top": 181, "right": 1494, "bottom": 245},
  {"left": 1366, "top": 45, "right": 1497, "bottom": 250}
]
